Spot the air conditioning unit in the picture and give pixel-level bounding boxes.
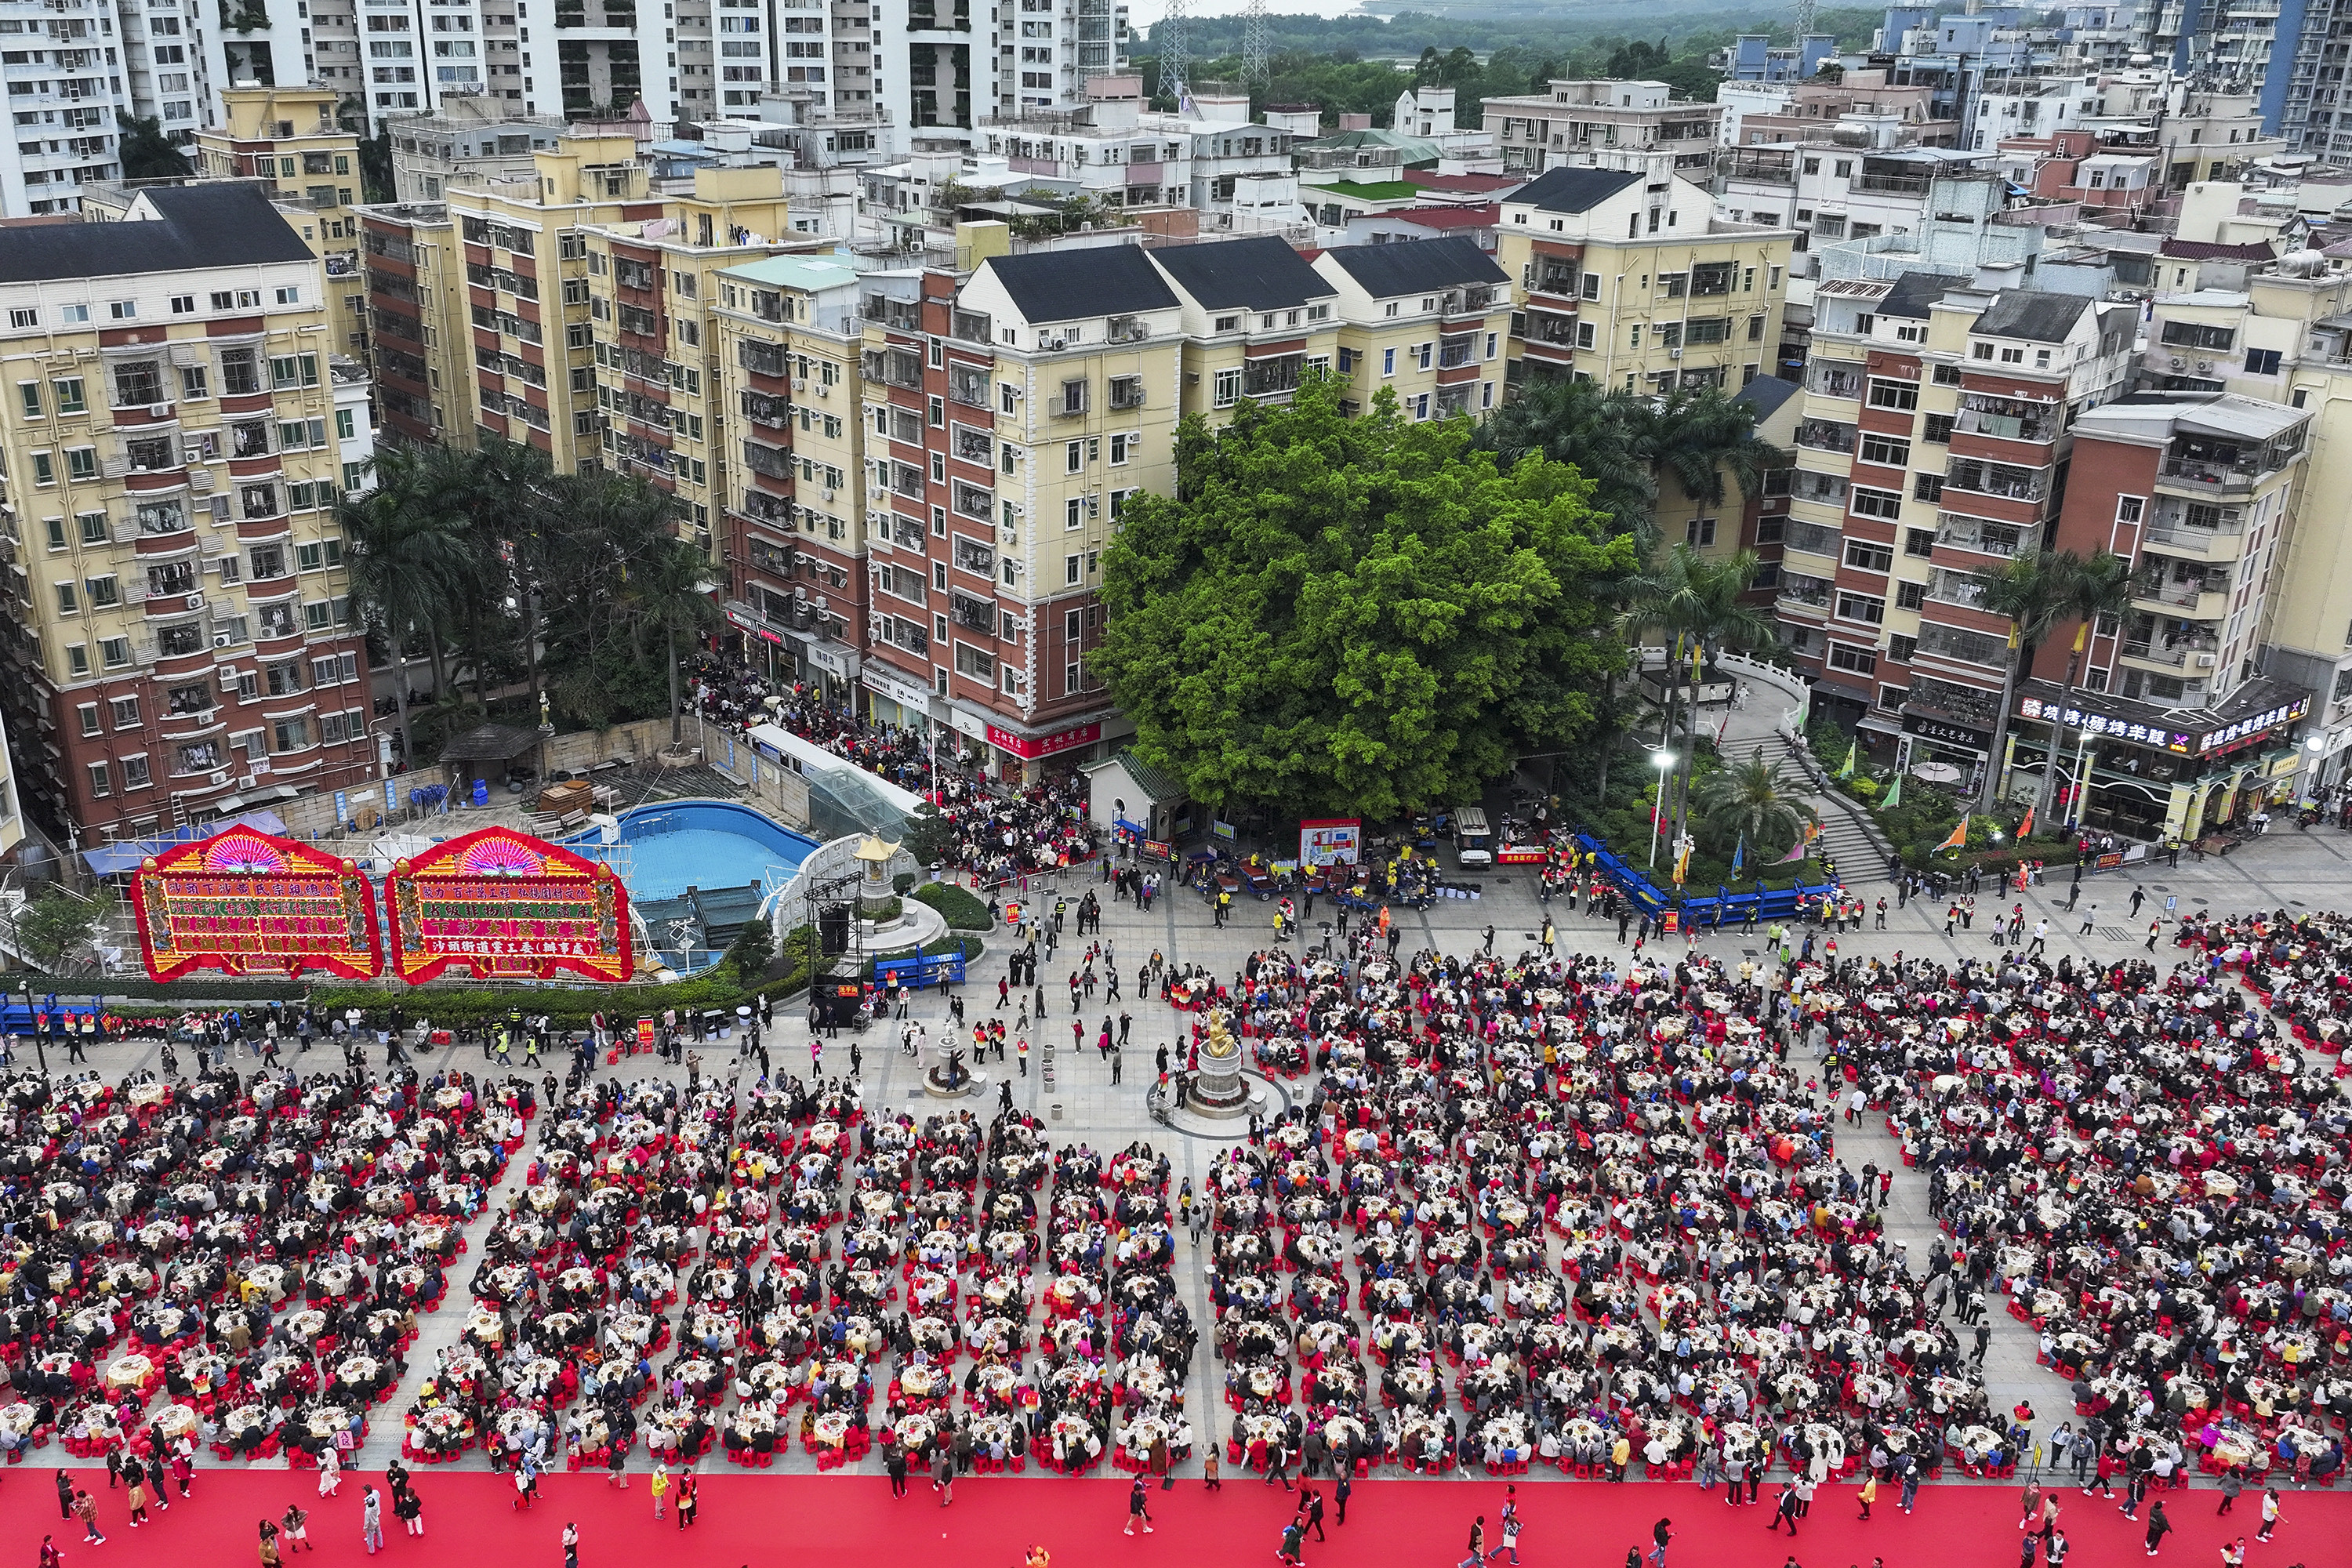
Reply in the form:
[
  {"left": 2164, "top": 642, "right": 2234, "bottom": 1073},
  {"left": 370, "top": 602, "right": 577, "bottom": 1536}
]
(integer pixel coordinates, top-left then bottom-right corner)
[
  {"left": 817, "top": 383, "right": 830, "bottom": 397},
  {"left": 212, "top": 632, "right": 232, "bottom": 648},
  {"left": 822, "top": 488, "right": 837, "bottom": 501},
  {"left": 2195, "top": 359, "right": 2213, "bottom": 372},
  {"left": 208, "top": 770, "right": 229, "bottom": 786},
  {"left": 2195, "top": 652, "right": 2217, "bottom": 667},
  {"left": 2169, "top": 356, "right": 2187, "bottom": 369},
  {"left": 1669, "top": 348, "right": 1682, "bottom": 359},
  {"left": 1047, "top": 337, "right": 1067, "bottom": 350},
  {"left": 794, "top": 379, "right": 808, "bottom": 392},
  {"left": 149, "top": 403, "right": 169, "bottom": 417}
]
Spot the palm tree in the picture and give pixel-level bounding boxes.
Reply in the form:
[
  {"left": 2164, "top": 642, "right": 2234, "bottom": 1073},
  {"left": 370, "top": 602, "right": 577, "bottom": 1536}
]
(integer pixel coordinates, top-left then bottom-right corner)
[
  {"left": 626, "top": 536, "right": 723, "bottom": 745},
  {"left": 1694, "top": 746, "right": 1818, "bottom": 860},
  {"left": 2034, "top": 548, "right": 2133, "bottom": 825},
  {"left": 340, "top": 448, "right": 470, "bottom": 766},
  {"left": 1967, "top": 550, "right": 2081, "bottom": 813},
  {"left": 1624, "top": 543, "right": 1777, "bottom": 846},
  {"left": 1640, "top": 387, "right": 1792, "bottom": 521},
  {"left": 1479, "top": 376, "right": 1658, "bottom": 539}
]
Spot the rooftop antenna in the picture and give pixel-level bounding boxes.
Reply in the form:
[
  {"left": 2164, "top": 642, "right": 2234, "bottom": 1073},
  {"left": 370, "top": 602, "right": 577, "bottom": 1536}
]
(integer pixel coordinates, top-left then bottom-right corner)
[
  {"left": 1160, "top": 0, "right": 1193, "bottom": 113},
  {"left": 1242, "top": 0, "right": 1269, "bottom": 86}
]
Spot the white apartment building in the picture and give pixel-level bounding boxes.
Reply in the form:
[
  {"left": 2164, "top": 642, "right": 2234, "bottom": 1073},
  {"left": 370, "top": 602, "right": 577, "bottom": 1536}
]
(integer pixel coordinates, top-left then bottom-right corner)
[{"left": 0, "top": 0, "right": 130, "bottom": 216}]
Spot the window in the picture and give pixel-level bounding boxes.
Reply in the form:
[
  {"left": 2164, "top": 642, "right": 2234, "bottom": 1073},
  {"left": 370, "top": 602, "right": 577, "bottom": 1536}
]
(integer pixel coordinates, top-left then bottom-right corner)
[
  {"left": 1381, "top": 348, "right": 1396, "bottom": 376},
  {"left": 1065, "top": 554, "right": 1082, "bottom": 586},
  {"left": 1896, "top": 580, "right": 1926, "bottom": 610},
  {"left": 2158, "top": 321, "right": 2234, "bottom": 352},
  {"left": 1922, "top": 414, "right": 1955, "bottom": 444},
  {"left": 31, "top": 452, "right": 53, "bottom": 485},
  {"left": 1913, "top": 473, "right": 1944, "bottom": 503},
  {"left": 2117, "top": 496, "right": 2144, "bottom": 524},
  {"left": 1850, "top": 487, "right": 1903, "bottom": 521},
  {"left": 100, "top": 636, "right": 130, "bottom": 669},
  {"left": 85, "top": 575, "right": 118, "bottom": 608},
  {"left": 2245, "top": 348, "right": 2281, "bottom": 376},
  {"left": 54, "top": 582, "right": 78, "bottom": 615},
  {"left": 86, "top": 762, "right": 110, "bottom": 799},
  {"left": 1835, "top": 591, "right": 1886, "bottom": 625},
  {"left": 64, "top": 448, "right": 95, "bottom": 481},
  {"left": 1827, "top": 642, "right": 1878, "bottom": 676},
  {"left": 16, "top": 383, "right": 38, "bottom": 419},
  {"left": 76, "top": 704, "right": 100, "bottom": 738},
  {"left": 110, "top": 695, "right": 141, "bottom": 729},
  {"left": 1904, "top": 528, "right": 1936, "bottom": 558},
  {"left": 1212, "top": 368, "right": 1240, "bottom": 408},
  {"left": 1932, "top": 364, "right": 1962, "bottom": 385},
  {"left": 1857, "top": 434, "right": 1911, "bottom": 467},
  {"left": 1683, "top": 517, "right": 1715, "bottom": 546},
  {"left": 6, "top": 308, "right": 34, "bottom": 329},
  {"left": 1843, "top": 539, "right": 1894, "bottom": 572},
  {"left": 1865, "top": 377, "right": 1918, "bottom": 412}
]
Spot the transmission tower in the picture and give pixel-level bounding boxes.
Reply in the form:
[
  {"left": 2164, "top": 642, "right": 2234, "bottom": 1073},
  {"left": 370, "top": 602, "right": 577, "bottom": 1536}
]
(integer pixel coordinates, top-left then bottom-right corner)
[
  {"left": 1242, "top": 0, "right": 1269, "bottom": 86},
  {"left": 1792, "top": 0, "right": 1817, "bottom": 43},
  {"left": 1160, "top": 0, "right": 1192, "bottom": 110}
]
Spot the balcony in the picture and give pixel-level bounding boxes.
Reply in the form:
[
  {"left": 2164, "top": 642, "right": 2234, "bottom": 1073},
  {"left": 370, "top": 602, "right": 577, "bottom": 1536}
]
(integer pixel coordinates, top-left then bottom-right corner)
[
  {"left": 2142, "top": 508, "right": 2245, "bottom": 561},
  {"left": 1955, "top": 407, "right": 2056, "bottom": 444},
  {"left": 1776, "top": 576, "right": 1833, "bottom": 615},
  {"left": 1439, "top": 286, "right": 1495, "bottom": 321},
  {"left": 2119, "top": 636, "right": 2217, "bottom": 670},
  {"left": 1795, "top": 419, "right": 1856, "bottom": 455},
  {"left": 1527, "top": 267, "right": 1580, "bottom": 303},
  {"left": 2157, "top": 456, "right": 2260, "bottom": 497},
  {"left": 2130, "top": 577, "right": 2228, "bottom": 622},
  {"left": 1943, "top": 464, "right": 2047, "bottom": 505},
  {"left": 1934, "top": 515, "right": 2028, "bottom": 557},
  {"left": 1853, "top": 172, "right": 1930, "bottom": 195},
  {"left": 1807, "top": 363, "right": 1865, "bottom": 402}
]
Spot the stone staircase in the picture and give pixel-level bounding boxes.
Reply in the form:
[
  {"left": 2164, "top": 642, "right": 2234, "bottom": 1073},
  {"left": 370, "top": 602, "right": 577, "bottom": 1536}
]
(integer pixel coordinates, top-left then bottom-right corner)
[{"left": 1729, "top": 730, "right": 1897, "bottom": 887}]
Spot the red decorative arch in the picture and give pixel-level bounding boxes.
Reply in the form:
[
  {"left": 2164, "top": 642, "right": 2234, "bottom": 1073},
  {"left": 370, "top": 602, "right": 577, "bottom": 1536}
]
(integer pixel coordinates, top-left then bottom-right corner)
[
  {"left": 384, "top": 826, "right": 633, "bottom": 984},
  {"left": 131, "top": 826, "right": 383, "bottom": 982}
]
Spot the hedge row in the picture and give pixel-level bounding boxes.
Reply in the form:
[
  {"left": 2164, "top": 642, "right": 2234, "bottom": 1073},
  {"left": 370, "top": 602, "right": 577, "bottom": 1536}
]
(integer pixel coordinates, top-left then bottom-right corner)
[{"left": 912, "top": 881, "right": 993, "bottom": 931}]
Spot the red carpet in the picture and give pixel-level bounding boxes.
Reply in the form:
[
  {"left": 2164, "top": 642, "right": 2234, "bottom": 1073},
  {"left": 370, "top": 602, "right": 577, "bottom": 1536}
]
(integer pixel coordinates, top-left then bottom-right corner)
[{"left": 9, "top": 1471, "right": 2348, "bottom": 1568}]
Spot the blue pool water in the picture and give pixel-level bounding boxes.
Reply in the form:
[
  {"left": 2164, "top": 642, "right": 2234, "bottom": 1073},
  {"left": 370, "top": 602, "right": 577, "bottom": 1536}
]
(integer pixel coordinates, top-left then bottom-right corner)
[{"left": 565, "top": 800, "right": 819, "bottom": 902}]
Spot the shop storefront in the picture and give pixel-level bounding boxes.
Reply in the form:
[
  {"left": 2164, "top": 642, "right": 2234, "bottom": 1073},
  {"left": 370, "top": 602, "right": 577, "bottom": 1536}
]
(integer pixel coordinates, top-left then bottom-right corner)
[
  {"left": 2007, "top": 683, "right": 2311, "bottom": 843},
  {"left": 862, "top": 662, "right": 938, "bottom": 734},
  {"left": 977, "top": 717, "right": 1106, "bottom": 784},
  {"left": 1895, "top": 710, "right": 1994, "bottom": 798}
]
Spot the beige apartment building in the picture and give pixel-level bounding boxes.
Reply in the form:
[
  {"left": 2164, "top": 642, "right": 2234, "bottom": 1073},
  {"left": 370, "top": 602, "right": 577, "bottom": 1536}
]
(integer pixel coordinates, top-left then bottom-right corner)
[
  {"left": 190, "top": 85, "right": 369, "bottom": 361},
  {"left": 579, "top": 165, "right": 797, "bottom": 558},
  {"left": 712, "top": 248, "right": 869, "bottom": 704},
  {"left": 1495, "top": 167, "right": 1795, "bottom": 397},
  {"left": 0, "top": 185, "right": 376, "bottom": 840}
]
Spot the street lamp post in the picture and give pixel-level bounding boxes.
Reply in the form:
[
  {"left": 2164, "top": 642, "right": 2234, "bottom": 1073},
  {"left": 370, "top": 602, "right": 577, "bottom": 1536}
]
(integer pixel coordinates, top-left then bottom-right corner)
[
  {"left": 18, "top": 979, "right": 43, "bottom": 1080},
  {"left": 1648, "top": 750, "right": 1677, "bottom": 868}
]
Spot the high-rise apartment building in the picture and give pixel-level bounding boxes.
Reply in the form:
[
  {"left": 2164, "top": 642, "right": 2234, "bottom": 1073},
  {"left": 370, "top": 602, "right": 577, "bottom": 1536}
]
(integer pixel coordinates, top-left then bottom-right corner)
[
  {"left": 1494, "top": 167, "right": 1795, "bottom": 397},
  {"left": 183, "top": 85, "right": 370, "bottom": 360},
  {"left": 712, "top": 247, "right": 866, "bottom": 703},
  {"left": 0, "top": 185, "right": 376, "bottom": 841},
  {"left": 2024, "top": 391, "right": 2313, "bottom": 840},
  {"left": 850, "top": 246, "right": 1178, "bottom": 775},
  {"left": 1773, "top": 271, "right": 2137, "bottom": 800},
  {"left": 868, "top": 0, "right": 1123, "bottom": 136},
  {"left": 579, "top": 164, "right": 795, "bottom": 556},
  {"left": 0, "top": 0, "right": 128, "bottom": 216}
]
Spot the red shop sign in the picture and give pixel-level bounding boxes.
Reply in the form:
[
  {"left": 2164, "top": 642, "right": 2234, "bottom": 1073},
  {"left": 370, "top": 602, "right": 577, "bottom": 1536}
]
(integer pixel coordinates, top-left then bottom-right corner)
[{"left": 985, "top": 721, "right": 1102, "bottom": 759}]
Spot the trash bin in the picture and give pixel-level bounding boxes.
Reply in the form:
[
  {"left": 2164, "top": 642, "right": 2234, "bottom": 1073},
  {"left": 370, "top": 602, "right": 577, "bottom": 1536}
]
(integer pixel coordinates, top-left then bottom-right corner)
[{"left": 1051, "top": 1103, "right": 1062, "bottom": 1120}]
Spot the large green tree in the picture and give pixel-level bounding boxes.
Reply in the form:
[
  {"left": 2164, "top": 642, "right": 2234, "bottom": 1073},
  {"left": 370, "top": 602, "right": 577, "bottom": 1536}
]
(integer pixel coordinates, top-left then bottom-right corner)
[{"left": 1094, "top": 379, "right": 1636, "bottom": 821}]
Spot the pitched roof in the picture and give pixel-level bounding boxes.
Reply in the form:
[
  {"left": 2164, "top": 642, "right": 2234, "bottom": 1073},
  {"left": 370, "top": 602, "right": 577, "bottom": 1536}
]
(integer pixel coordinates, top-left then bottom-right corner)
[
  {"left": 1973, "top": 289, "right": 2094, "bottom": 343},
  {"left": 1508, "top": 165, "right": 1644, "bottom": 215},
  {"left": 1734, "top": 373, "right": 1802, "bottom": 420},
  {"left": 1318, "top": 235, "right": 1509, "bottom": 298},
  {"left": 978, "top": 245, "right": 1180, "bottom": 326},
  {"left": 1148, "top": 236, "right": 1334, "bottom": 311},
  {"left": 2158, "top": 238, "right": 2276, "bottom": 261},
  {"left": 1881, "top": 270, "right": 1960, "bottom": 320},
  {"left": 0, "top": 183, "right": 313, "bottom": 284}
]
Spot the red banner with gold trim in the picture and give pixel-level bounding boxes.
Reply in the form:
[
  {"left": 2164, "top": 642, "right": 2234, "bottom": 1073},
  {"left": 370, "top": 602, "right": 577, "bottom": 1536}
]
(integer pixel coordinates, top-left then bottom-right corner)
[
  {"left": 384, "top": 826, "right": 633, "bottom": 984},
  {"left": 132, "top": 826, "right": 383, "bottom": 982}
]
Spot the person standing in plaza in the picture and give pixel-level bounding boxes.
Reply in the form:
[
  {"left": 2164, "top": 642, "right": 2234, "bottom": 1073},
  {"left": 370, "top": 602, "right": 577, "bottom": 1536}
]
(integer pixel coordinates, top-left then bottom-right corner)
[
  {"left": 71, "top": 1489, "right": 103, "bottom": 1545},
  {"left": 562, "top": 1523, "right": 579, "bottom": 1568},
  {"left": 1331, "top": 1467, "right": 1348, "bottom": 1523},
  {"left": 281, "top": 1503, "right": 312, "bottom": 1553},
  {"left": 649, "top": 1462, "right": 669, "bottom": 1520},
  {"left": 360, "top": 1487, "right": 383, "bottom": 1556},
  {"left": 2256, "top": 1487, "right": 2282, "bottom": 1542},
  {"left": 1646, "top": 1517, "right": 1672, "bottom": 1568},
  {"left": 1125, "top": 1473, "right": 1154, "bottom": 1535}
]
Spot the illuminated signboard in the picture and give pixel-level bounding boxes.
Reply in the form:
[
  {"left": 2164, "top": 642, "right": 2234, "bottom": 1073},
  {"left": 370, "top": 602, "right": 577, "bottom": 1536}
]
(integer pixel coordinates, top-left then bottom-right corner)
[
  {"left": 386, "top": 826, "right": 633, "bottom": 984},
  {"left": 132, "top": 826, "right": 383, "bottom": 982},
  {"left": 2018, "top": 697, "right": 2195, "bottom": 753}
]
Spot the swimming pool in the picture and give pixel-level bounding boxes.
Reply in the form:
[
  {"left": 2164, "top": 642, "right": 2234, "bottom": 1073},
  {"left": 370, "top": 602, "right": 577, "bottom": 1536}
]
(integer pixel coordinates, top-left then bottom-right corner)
[{"left": 564, "top": 800, "right": 820, "bottom": 902}]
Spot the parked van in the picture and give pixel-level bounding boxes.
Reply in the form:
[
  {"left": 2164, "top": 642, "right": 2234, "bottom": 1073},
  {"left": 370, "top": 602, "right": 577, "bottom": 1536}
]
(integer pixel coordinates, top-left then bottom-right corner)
[{"left": 1452, "top": 806, "right": 1493, "bottom": 867}]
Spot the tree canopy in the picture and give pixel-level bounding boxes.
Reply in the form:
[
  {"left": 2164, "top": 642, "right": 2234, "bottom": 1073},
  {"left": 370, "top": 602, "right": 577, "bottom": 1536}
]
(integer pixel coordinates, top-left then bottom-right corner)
[{"left": 1094, "top": 379, "right": 1637, "bottom": 821}]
